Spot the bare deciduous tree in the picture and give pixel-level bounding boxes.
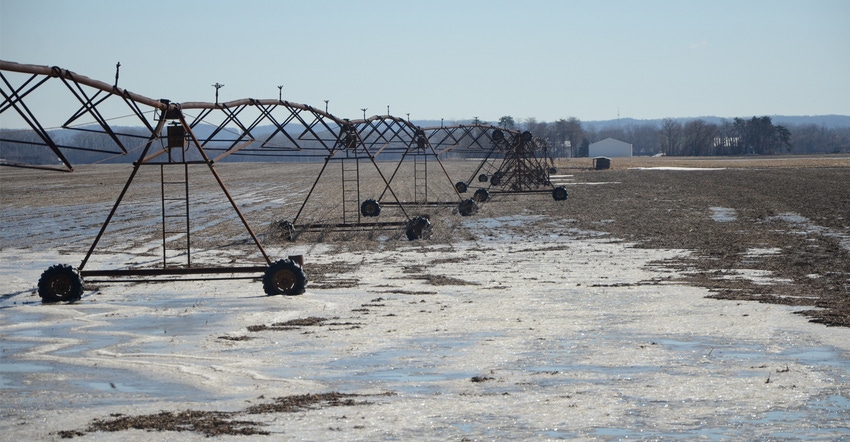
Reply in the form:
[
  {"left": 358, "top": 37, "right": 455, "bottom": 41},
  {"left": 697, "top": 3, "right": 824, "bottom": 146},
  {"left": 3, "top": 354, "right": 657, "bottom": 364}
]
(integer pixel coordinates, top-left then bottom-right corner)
[
  {"left": 659, "top": 118, "right": 682, "bottom": 156},
  {"left": 682, "top": 119, "right": 717, "bottom": 156}
]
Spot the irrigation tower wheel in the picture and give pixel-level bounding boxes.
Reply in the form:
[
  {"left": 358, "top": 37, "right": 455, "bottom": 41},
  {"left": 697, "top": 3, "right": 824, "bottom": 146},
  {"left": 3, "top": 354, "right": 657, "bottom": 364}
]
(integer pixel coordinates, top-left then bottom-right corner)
[
  {"left": 360, "top": 199, "right": 381, "bottom": 217},
  {"left": 552, "top": 186, "right": 569, "bottom": 201},
  {"left": 38, "top": 264, "right": 83, "bottom": 303},
  {"left": 458, "top": 198, "right": 478, "bottom": 216},
  {"left": 263, "top": 259, "right": 307, "bottom": 296},
  {"left": 473, "top": 188, "right": 490, "bottom": 203},
  {"left": 276, "top": 220, "right": 296, "bottom": 241},
  {"left": 406, "top": 216, "right": 432, "bottom": 240}
]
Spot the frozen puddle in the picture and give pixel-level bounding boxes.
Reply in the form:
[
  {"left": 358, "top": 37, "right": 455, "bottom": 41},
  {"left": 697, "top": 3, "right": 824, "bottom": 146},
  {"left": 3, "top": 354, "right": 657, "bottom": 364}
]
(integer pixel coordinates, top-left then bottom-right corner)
[
  {"left": 1, "top": 224, "right": 849, "bottom": 440},
  {"left": 770, "top": 211, "right": 850, "bottom": 252},
  {"left": 710, "top": 206, "right": 738, "bottom": 222}
]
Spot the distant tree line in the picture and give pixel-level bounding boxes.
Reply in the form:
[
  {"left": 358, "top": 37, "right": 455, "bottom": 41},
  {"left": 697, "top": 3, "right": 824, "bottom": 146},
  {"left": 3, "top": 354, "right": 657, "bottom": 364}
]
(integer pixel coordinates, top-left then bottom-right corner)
[
  {"left": 493, "top": 115, "right": 850, "bottom": 157},
  {"left": 3, "top": 115, "right": 850, "bottom": 164}
]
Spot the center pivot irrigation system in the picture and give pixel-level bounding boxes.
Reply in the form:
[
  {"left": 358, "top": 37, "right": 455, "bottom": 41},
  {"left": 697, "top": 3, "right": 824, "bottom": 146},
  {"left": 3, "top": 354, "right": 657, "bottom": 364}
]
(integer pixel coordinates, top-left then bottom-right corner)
[
  {"left": 0, "top": 60, "right": 316, "bottom": 302},
  {"left": 423, "top": 123, "right": 569, "bottom": 203},
  {"left": 272, "top": 113, "right": 475, "bottom": 242},
  {"left": 1, "top": 60, "right": 570, "bottom": 303}
]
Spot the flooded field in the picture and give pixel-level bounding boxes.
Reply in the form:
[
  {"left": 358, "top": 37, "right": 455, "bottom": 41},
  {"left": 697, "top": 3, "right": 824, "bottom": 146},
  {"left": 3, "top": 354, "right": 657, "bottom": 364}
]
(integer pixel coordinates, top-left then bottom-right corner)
[{"left": 1, "top": 158, "right": 849, "bottom": 440}]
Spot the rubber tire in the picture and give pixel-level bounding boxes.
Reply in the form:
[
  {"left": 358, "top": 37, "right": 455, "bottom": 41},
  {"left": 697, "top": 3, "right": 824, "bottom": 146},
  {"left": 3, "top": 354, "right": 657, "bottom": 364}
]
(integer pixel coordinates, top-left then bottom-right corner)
[
  {"left": 360, "top": 199, "right": 381, "bottom": 217},
  {"left": 455, "top": 181, "right": 468, "bottom": 193},
  {"left": 458, "top": 198, "right": 478, "bottom": 217},
  {"left": 521, "top": 131, "right": 533, "bottom": 142},
  {"left": 473, "top": 188, "right": 490, "bottom": 203},
  {"left": 478, "top": 174, "right": 488, "bottom": 183},
  {"left": 491, "top": 172, "right": 503, "bottom": 187},
  {"left": 38, "top": 264, "right": 83, "bottom": 303},
  {"left": 492, "top": 129, "right": 504, "bottom": 142},
  {"left": 263, "top": 259, "right": 307, "bottom": 296},
  {"left": 277, "top": 220, "right": 296, "bottom": 241},
  {"left": 406, "top": 216, "right": 432, "bottom": 240},
  {"left": 552, "top": 186, "right": 569, "bottom": 201}
]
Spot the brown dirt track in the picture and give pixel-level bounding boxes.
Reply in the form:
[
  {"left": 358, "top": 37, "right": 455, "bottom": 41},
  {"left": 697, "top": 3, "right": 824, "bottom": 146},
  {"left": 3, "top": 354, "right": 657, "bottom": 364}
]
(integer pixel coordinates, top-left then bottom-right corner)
[{"left": 549, "top": 155, "right": 850, "bottom": 327}]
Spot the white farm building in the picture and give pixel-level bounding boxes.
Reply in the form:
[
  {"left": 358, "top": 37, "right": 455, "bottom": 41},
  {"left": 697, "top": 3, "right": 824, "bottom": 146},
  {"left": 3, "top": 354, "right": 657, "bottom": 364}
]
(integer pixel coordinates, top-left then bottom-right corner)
[{"left": 589, "top": 137, "right": 633, "bottom": 158}]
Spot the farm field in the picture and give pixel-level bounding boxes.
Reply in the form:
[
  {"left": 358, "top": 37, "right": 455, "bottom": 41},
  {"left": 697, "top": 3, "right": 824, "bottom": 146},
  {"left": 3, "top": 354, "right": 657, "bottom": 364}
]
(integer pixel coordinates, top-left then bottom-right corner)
[{"left": 1, "top": 155, "right": 849, "bottom": 440}]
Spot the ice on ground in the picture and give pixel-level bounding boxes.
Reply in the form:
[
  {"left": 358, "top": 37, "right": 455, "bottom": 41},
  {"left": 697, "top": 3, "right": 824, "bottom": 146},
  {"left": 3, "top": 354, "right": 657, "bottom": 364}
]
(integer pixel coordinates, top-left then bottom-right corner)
[
  {"left": 710, "top": 206, "right": 737, "bottom": 222},
  {"left": 769, "top": 212, "right": 850, "bottom": 253},
  {"left": 1, "top": 217, "right": 849, "bottom": 440}
]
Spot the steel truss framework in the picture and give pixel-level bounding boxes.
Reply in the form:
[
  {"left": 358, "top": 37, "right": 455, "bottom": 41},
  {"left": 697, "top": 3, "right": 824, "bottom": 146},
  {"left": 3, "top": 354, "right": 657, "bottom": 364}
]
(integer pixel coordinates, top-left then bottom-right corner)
[
  {"left": 352, "top": 115, "right": 473, "bottom": 208},
  {"left": 0, "top": 60, "right": 569, "bottom": 302},
  {"left": 272, "top": 115, "right": 427, "bottom": 240},
  {"left": 267, "top": 114, "right": 483, "bottom": 242},
  {"left": 0, "top": 60, "right": 315, "bottom": 299},
  {"left": 170, "top": 101, "right": 427, "bottom": 239},
  {"left": 0, "top": 61, "right": 460, "bottom": 244},
  {"left": 115, "top": 99, "right": 466, "bottom": 240},
  {"left": 422, "top": 123, "right": 567, "bottom": 201}
]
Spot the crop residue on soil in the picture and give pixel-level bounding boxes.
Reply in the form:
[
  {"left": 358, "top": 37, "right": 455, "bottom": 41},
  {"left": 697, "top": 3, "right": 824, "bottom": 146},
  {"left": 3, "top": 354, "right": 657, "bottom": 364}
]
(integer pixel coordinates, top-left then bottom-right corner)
[{"left": 1, "top": 157, "right": 849, "bottom": 440}]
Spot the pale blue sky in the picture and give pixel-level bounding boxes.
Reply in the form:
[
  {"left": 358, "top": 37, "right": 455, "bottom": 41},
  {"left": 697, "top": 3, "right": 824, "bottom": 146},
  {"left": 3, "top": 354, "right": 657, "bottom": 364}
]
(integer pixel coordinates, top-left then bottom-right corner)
[{"left": 2, "top": 0, "right": 848, "bottom": 124}]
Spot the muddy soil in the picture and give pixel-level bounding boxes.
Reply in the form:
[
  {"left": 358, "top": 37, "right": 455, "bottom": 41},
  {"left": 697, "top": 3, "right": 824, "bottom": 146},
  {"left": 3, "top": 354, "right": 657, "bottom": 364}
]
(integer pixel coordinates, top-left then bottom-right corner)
[
  {"left": 552, "top": 156, "right": 850, "bottom": 327},
  {"left": 2, "top": 154, "right": 849, "bottom": 439},
  {"left": 2, "top": 155, "right": 848, "bottom": 327}
]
